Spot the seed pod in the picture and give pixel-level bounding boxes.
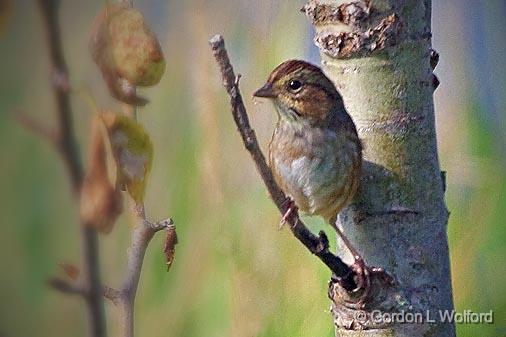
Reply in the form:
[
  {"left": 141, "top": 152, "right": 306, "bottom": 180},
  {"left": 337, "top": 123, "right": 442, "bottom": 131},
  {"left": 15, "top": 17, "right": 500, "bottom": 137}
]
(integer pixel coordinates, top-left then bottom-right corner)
[
  {"left": 164, "top": 224, "right": 177, "bottom": 271},
  {"left": 90, "top": 4, "right": 165, "bottom": 105}
]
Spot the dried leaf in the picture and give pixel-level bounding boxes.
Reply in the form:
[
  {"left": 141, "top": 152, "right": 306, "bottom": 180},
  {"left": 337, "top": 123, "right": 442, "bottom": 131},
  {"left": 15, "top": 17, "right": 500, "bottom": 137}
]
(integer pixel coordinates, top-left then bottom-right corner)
[
  {"left": 163, "top": 225, "right": 177, "bottom": 271},
  {"left": 101, "top": 112, "right": 153, "bottom": 203},
  {"left": 80, "top": 116, "right": 123, "bottom": 233},
  {"left": 90, "top": 4, "right": 165, "bottom": 105},
  {"left": 58, "top": 262, "right": 80, "bottom": 280}
]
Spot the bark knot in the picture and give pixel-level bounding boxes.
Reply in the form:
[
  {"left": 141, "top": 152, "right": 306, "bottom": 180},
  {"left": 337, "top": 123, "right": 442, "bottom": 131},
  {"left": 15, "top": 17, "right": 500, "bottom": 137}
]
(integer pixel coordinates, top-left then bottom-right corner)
[
  {"left": 302, "top": 0, "right": 372, "bottom": 28},
  {"left": 315, "top": 13, "right": 403, "bottom": 59},
  {"left": 328, "top": 270, "right": 405, "bottom": 330}
]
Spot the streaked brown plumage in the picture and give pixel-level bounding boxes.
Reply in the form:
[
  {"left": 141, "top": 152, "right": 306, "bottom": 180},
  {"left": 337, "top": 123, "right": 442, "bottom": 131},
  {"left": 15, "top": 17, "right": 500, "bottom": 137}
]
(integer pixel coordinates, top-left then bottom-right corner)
[
  {"left": 253, "top": 60, "right": 362, "bottom": 227},
  {"left": 254, "top": 60, "right": 387, "bottom": 301}
]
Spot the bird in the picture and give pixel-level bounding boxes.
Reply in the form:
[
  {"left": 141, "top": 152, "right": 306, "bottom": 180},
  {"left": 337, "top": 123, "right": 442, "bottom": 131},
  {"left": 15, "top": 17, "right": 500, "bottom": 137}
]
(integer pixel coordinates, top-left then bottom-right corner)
[{"left": 253, "top": 60, "right": 368, "bottom": 291}]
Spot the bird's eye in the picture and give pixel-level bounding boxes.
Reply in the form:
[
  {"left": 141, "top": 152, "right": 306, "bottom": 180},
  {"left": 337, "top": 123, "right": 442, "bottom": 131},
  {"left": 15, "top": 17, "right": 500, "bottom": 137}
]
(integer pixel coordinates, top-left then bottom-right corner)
[{"left": 288, "top": 80, "right": 302, "bottom": 92}]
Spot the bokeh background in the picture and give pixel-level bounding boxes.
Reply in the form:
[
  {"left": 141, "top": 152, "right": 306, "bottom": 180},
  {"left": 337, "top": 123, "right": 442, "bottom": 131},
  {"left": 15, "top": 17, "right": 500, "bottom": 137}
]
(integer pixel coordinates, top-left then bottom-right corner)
[{"left": 0, "top": 1, "right": 505, "bottom": 336}]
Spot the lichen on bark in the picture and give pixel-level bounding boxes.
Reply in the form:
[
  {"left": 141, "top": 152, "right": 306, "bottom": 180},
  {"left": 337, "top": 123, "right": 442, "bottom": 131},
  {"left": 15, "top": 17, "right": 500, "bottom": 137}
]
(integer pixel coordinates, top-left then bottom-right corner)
[{"left": 303, "top": 0, "right": 455, "bottom": 336}]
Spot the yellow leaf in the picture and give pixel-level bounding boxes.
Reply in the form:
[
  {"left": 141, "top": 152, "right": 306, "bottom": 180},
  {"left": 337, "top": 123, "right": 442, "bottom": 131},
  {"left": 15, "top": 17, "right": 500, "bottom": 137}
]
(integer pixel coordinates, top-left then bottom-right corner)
[{"left": 101, "top": 112, "right": 153, "bottom": 203}]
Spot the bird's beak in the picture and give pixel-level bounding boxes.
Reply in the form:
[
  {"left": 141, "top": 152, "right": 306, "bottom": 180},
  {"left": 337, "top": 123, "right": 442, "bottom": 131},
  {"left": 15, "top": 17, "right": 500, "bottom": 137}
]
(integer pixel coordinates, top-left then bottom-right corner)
[{"left": 253, "top": 83, "right": 276, "bottom": 98}]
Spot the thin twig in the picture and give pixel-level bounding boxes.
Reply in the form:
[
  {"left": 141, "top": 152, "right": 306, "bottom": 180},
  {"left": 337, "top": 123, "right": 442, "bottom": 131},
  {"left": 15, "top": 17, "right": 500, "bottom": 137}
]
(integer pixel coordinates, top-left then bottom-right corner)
[
  {"left": 48, "top": 278, "right": 86, "bottom": 296},
  {"left": 122, "top": 204, "right": 172, "bottom": 300},
  {"left": 37, "top": 0, "right": 83, "bottom": 191},
  {"left": 102, "top": 203, "right": 174, "bottom": 337},
  {"left": 209, "top": 35, "right": 357, "bottom": 291},
  {"left": 36, "top": 1, "right": 107, "bottom": 337},
  {"left": 17, "top": 112, "right": 58, "bottom": 146}
]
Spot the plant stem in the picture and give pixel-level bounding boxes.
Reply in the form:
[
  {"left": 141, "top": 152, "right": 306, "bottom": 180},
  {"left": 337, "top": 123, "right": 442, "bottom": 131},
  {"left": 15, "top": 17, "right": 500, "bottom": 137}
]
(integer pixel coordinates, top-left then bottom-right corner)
[{"left": 37, "top": 1, "right": 107, "bottom": 336}]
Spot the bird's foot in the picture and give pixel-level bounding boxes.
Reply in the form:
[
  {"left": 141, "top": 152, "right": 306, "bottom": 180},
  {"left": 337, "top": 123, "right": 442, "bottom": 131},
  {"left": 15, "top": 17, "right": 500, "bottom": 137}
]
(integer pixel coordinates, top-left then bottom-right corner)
[
  {"left": 346, "top": 256, "right": 393, "bottom": 308},
  {"left": 279, "top": 198, "right": 298, "bottom": 230}
]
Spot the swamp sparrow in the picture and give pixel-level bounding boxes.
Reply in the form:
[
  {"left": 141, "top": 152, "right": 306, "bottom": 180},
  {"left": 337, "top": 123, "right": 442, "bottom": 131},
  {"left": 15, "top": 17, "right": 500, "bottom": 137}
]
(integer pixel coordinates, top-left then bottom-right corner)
[{"left": 254, "top": 60, "right": 370, "bottom": 292}]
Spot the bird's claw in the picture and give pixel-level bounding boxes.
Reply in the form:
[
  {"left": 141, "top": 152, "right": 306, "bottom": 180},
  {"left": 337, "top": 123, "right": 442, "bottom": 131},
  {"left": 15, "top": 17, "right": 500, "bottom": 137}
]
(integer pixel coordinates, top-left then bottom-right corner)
[
  {"left": 347, "top": 258, "right": 393, "bottom": 308},
  {"left": 279, "top": 198, "right": 298, "bottom": 230}
]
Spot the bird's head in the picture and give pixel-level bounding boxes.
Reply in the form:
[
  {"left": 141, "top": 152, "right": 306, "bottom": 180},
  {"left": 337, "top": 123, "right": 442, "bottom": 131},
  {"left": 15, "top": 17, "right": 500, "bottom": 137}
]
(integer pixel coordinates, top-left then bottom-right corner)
[{"left": 253, "top": 60, "right": 343, "bottom": 124}]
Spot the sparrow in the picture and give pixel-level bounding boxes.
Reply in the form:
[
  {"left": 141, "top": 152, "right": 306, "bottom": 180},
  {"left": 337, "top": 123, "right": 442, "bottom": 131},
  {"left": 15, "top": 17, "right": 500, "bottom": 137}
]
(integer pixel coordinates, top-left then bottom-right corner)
[{"left": 253, "top": 60, "right": 368, "bottom": 291}]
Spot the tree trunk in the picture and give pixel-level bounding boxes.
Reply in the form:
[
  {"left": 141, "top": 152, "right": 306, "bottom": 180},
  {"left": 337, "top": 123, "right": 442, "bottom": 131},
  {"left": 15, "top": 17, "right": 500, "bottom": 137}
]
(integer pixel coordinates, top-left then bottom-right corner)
[{"left": 303, "top": 1, "right": 456, "bottom": 336}]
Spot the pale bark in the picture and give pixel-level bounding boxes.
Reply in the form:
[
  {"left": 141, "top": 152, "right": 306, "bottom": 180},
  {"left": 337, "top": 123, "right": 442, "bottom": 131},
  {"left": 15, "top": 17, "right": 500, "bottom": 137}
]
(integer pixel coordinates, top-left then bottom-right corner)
[{"left": 303, "top": 0, "right": 455, "bottom": 336}]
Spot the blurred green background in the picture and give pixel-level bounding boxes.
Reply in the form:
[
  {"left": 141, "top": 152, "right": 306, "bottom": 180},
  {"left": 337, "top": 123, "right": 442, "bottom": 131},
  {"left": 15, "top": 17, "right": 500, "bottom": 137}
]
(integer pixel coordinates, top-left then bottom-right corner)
[{"left": 0, "top": 1, "right": 505, "bottom": 337}]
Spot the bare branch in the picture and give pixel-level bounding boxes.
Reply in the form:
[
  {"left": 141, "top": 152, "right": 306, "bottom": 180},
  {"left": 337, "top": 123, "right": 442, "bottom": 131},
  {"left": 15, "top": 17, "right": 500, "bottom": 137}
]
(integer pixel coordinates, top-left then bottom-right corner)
[
  {"left": 106, "top": 203, "right": 175, "bottom": 337},
  {"left": 36, "top": 1, "right": 106, "bottom": 336},
  {"left": 209, "top": 35, "right": 357, "bottom": 291},
  {"left": 17, "top": 112, "right": 59, "bottom": 146},
  {"left": 37, "top": 0, "right": 83, "bottom": 192},
  {"left": 48, "top": 278, "right": 86, "bottom": 296}
]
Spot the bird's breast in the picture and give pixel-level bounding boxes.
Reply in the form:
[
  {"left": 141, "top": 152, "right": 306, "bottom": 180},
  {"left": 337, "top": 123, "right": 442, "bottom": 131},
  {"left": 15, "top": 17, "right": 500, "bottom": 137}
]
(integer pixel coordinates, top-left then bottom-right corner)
[{"left": 269, "top": 122, "right": 359, "bottom": 222}]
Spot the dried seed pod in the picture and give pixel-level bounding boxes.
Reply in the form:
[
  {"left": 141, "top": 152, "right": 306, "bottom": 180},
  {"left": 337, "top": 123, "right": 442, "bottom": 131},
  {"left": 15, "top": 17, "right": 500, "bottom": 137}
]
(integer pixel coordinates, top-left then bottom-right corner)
[
  {"left": 90, "top": 4, "right": 165, "bottom": 105},
  {"left": 163, "top": 224, "right": 177, "bottom": 271},
  {"left": 80, "top": 116, "right": 123, "bottom": 233},
  {"left": 101, "top": 111, "right": 153, "bottom": 203}
]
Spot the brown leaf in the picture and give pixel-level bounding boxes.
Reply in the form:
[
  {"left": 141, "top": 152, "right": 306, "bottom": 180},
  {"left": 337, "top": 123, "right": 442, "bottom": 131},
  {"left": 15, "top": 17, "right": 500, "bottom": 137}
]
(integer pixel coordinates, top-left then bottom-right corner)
[
  {"left": 58, "top": 262, "right": 80, "bottom": 280},
  {"left": 163, "top": 225, "right": 177, "bottom": 271},
  {"left": 80, "top": 116, "right": 123, "bottom": 233}
]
